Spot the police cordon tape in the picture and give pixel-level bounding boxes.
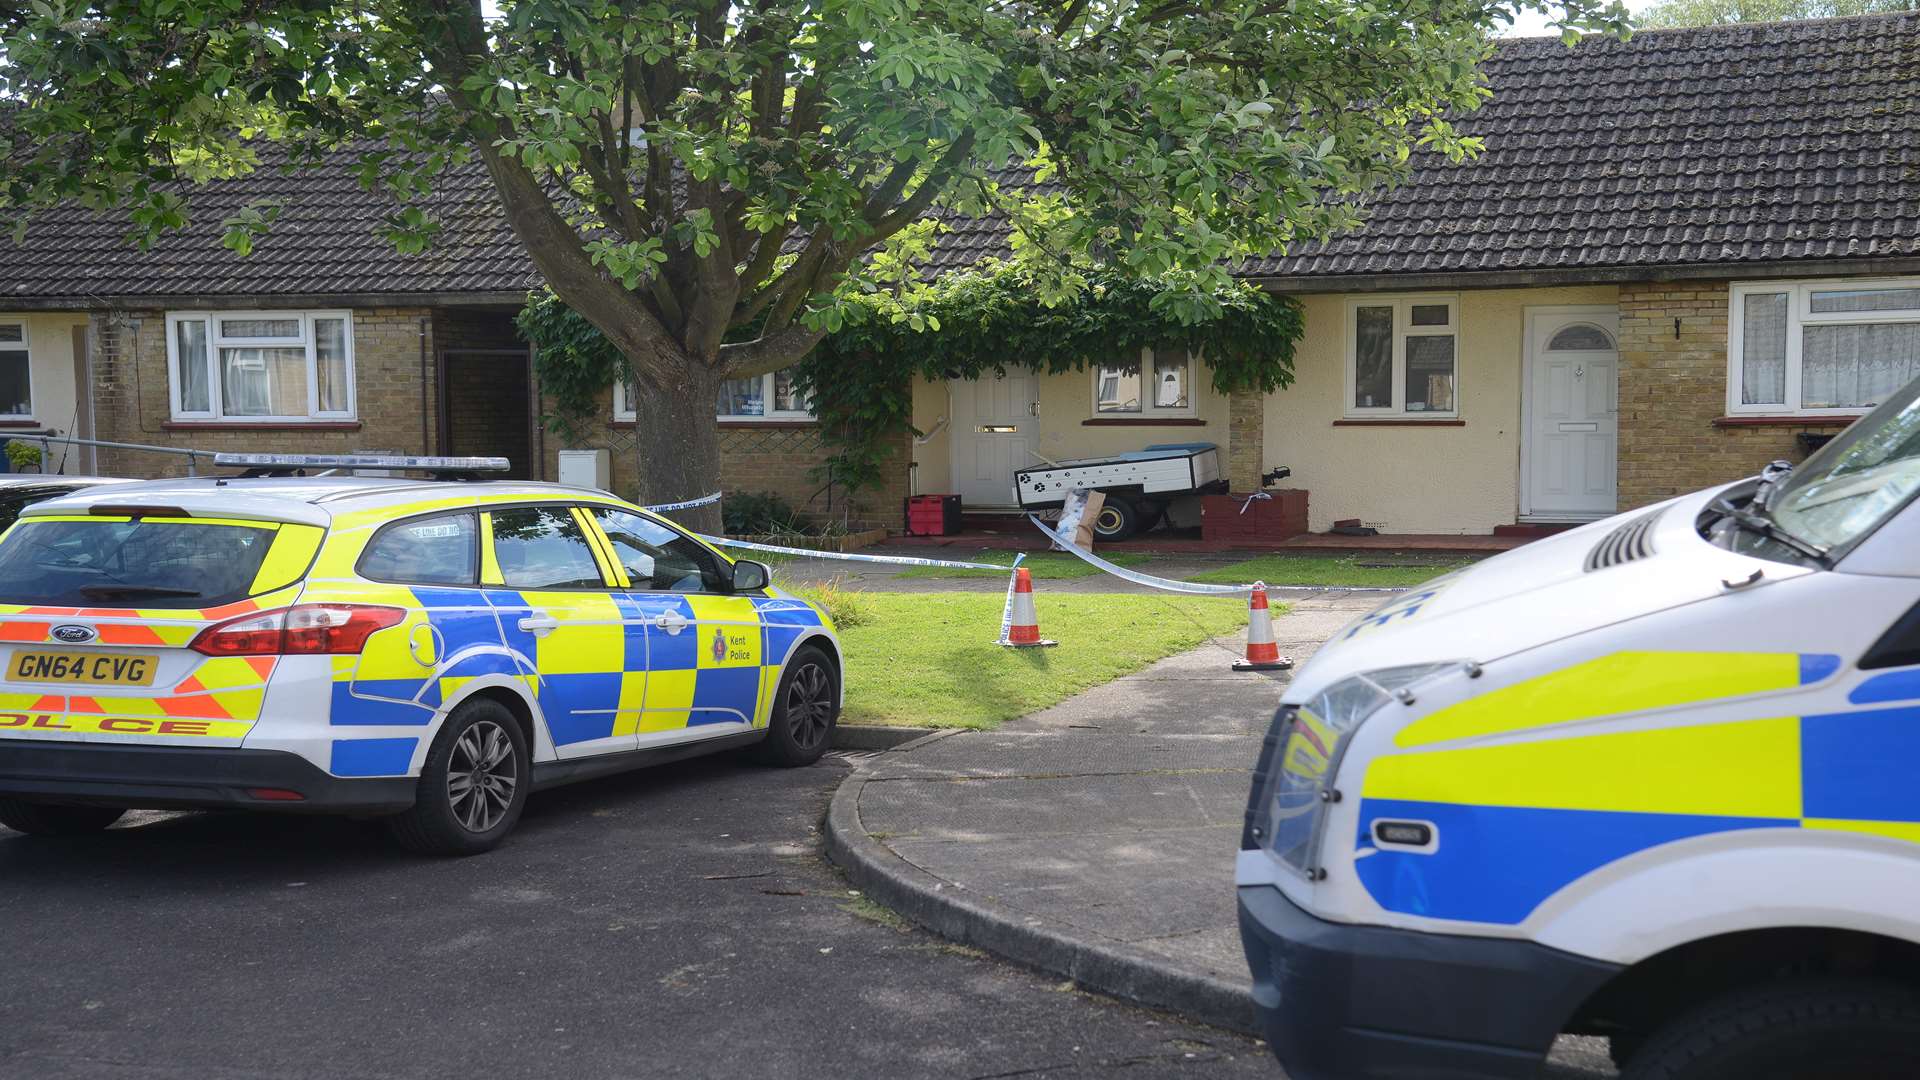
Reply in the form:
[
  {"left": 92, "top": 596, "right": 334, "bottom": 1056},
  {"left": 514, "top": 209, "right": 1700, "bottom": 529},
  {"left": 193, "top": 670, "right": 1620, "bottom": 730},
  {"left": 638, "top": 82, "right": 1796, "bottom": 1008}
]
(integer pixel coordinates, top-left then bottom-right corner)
[
  {"left": 693, "top": 533, "right": 1028, "bottom": 572},
  {"left": 642, "top": 491, "right": 725, "bottom": 512},
  {"left": 647, "top": 490, "right": 1404, "bottom": 593},
  {"left": 1024, "top": 514, "right": 1407, "bottom": 595}
]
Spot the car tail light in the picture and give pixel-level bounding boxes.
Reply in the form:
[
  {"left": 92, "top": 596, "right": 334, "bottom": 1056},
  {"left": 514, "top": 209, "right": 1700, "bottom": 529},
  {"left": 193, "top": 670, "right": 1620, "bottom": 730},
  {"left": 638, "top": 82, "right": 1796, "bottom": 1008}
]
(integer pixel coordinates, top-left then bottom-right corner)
[{"left": 191, "top": 605, "right": 406, "bottom": 656}]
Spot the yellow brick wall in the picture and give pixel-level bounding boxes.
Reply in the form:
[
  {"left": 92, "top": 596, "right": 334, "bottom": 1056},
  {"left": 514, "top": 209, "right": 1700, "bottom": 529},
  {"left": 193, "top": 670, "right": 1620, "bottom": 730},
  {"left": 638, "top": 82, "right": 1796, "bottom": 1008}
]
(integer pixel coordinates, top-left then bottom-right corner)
[
  {"left": 89, "top": 308, "right": 439, "bottom": 478},
  {"left": 538, "top": 383, "right": 912, "bottom": 531},
  {"left": 1227, "top": 389, "right": 1265, "bottom": 491},
  {"left": 1616, "top": 281, "right": 1848, "bottom": 510}
]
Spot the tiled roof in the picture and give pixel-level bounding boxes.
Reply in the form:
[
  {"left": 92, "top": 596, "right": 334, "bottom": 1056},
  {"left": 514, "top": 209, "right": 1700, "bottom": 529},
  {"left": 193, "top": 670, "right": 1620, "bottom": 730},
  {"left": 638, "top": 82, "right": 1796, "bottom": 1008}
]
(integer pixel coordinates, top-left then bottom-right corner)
[
  {"left": 3, "top": 13, "right": 1917, "bottom": 304},
  {"left": 925, "top": 13, "right": 1920, "bottom": 282},
  {"left": 1238, "top": 12, "right": 1920, "bottom": 280},
  {"left": 0, "top": 140, "right": 538, "bottom": 303}
]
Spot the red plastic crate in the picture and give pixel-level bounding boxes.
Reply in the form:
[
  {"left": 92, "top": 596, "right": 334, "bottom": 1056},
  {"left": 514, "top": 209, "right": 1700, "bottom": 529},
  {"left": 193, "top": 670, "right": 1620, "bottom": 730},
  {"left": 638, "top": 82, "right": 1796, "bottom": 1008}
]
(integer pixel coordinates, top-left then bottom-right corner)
[{"left": 904, "top": 494, "right": 963, "bottom": 536}]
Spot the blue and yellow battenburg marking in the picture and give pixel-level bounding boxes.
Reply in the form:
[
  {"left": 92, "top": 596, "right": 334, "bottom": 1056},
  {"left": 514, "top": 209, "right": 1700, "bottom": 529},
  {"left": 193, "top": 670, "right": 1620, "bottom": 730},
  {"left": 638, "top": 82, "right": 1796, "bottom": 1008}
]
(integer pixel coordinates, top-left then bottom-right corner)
[
  {"left": 322, "top": 581, "right": 826, "bottom": 769},
  {"left": 1349, "top": 650, "right": 1905, "bottom": 925},
  {"left": 1342, "top": 582, "right": 1453, "bottom": 641}
]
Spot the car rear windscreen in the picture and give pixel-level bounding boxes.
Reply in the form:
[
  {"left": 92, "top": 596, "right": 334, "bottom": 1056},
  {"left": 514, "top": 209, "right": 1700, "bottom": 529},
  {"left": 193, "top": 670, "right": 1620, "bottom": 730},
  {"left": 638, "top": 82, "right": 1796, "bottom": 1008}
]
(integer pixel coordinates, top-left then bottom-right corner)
[{"left": 0, "top": 518, "right": 281, "bottom": 608}]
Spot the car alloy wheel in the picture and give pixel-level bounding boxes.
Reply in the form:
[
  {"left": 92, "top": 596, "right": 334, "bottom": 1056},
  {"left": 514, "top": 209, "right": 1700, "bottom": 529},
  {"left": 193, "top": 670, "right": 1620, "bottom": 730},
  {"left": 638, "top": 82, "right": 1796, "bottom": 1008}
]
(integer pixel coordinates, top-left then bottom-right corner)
[
  {"left": 783, "top": 661, "right": 834, "bottom": 753},
  {"left": 447, "top": 719, "right": 519, "bottom": 834}
]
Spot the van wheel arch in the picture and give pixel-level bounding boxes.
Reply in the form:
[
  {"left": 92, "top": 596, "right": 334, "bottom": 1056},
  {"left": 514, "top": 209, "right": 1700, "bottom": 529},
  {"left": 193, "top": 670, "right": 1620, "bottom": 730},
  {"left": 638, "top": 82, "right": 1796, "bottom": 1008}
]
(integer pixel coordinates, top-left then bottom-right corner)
[{"left": 1565, "top": 928, "right": 1920, "bottom": 1061}]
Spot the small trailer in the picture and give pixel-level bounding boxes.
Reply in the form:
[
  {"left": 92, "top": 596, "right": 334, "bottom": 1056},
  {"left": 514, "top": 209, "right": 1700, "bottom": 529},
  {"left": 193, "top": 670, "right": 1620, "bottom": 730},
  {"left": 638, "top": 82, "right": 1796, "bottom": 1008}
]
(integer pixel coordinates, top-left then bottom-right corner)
[{"left": 1013, "top": 442, "right": 1228, "bottom": 541}]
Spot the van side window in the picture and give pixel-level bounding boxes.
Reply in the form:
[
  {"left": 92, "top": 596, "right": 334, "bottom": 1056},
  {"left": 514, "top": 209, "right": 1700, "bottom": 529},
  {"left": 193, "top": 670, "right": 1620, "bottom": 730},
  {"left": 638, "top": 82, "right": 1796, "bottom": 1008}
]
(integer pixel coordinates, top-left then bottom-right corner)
[
  {"left": 1862, "top": 602, "right": 1920, "bottom": 670},
  {"left": 359, "top": 512, "right": 479, "bottom": 586},
  {"left": 489, "top": 506, "right": 607, "bottom": 590},
  {"left": 591, "top": 508, "right": 728, "bottom": 593}
]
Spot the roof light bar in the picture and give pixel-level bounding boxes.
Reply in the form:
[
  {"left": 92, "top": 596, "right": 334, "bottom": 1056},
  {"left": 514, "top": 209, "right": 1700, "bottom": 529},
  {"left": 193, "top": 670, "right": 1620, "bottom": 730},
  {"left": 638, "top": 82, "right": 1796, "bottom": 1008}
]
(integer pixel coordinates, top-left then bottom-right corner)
[{"left": 212, "top": 453, "right": 511, "bottom": 472}]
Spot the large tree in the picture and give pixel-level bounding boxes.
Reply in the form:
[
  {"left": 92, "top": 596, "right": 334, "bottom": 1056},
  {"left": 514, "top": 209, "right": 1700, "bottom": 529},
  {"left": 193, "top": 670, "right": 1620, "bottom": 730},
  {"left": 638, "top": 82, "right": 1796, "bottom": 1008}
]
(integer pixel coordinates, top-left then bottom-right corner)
[
  {"left": 1637, "top": 0, "right": 1912, "bottom": 26},
  {"left": 1, "top": 0, "right": 1625, "bottom": 522}
]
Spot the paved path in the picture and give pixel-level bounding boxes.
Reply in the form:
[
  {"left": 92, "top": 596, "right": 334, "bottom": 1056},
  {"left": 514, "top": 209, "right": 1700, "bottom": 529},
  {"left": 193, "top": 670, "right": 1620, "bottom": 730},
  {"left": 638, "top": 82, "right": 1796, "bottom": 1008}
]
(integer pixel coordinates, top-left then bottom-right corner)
[
  {"left": 828, "top": 596, "right": 1620, "bottom": 1078},
  {"left": 0, "top": 755, "right": 1276, "bottom": 1079}
]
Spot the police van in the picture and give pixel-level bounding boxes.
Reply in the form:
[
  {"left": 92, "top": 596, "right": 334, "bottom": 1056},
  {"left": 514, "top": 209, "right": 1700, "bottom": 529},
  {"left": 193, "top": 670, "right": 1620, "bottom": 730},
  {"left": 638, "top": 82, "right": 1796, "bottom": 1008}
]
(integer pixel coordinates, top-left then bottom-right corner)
[
  {"left": 1239, "top": 380, "right": 1920, "bottom": 1079},
  {"left": 0, "top": 455, "right": 841, "bottom": 855}
]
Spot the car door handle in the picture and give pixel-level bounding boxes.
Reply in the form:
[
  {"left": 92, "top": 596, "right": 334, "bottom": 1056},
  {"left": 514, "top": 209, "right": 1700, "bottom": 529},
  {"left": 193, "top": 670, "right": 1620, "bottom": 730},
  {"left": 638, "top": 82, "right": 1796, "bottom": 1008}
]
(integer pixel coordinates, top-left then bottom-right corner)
[
  {"left": 519, "top": 614, "right": 559, "bottom": 637},
  {"left": 653, "top": 611, "right": 690, "bottom": 635}
]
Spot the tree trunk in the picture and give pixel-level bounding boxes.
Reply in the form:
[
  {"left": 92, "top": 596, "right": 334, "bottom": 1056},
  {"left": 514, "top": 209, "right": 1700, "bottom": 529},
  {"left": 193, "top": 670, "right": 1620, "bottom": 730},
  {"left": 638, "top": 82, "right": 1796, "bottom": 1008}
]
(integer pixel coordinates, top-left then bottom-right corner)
[{"left": 624, "top": 360, "right": 726, "bottom": 536}]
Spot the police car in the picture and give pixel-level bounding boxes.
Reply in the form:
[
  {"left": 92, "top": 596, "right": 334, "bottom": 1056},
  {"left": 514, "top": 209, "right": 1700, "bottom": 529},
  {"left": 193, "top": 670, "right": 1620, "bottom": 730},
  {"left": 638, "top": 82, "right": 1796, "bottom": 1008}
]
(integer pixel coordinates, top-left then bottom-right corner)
[
  {"left": 0, "top": 455, "right": 841, "bottom": 855},
  {"left": 1241, "top": 378, "right": 1920, "bottom": 1079}
]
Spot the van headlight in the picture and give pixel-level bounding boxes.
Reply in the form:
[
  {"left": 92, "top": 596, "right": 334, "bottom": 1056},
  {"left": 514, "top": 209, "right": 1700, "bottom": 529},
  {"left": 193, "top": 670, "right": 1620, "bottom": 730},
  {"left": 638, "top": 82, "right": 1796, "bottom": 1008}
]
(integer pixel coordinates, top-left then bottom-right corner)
[{"left": 1250, "top": 663, "right": 1461, "bottom": 878}]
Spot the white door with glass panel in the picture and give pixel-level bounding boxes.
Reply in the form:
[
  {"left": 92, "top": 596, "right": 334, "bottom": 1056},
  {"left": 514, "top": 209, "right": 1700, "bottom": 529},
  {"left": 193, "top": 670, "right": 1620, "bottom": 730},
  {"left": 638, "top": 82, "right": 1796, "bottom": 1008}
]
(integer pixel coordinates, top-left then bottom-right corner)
[
  {"left": 950, "top": 371, "right": 1037, "bottom": 507},
  {"left": 1524, "top": 307, "right": 1619, "bottom": 519}
]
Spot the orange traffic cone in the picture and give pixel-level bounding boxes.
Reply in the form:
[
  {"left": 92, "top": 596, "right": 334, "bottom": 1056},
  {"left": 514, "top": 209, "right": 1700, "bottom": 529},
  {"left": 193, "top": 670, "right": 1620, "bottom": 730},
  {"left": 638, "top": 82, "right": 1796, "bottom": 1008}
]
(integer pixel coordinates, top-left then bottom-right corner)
[
  {"left": 1001, "top": 567, "right": 1057, "bottom": 648},
  {"left": 1233, "top": 583, "right": 1292, "bottom": 671}
]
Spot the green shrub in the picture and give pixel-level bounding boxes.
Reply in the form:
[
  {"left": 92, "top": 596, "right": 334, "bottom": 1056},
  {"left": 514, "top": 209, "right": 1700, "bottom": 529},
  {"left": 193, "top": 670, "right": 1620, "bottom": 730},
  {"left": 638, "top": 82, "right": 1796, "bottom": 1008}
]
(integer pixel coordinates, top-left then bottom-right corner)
[
  {"left": 4, "top": 440, "right": 42, "bottom": 473},
  {"left": 785, "top": 577, "right": 874, "bottom": 630},
  {"left": 722, "top": 491, "right": 817, "bottom": 536}
]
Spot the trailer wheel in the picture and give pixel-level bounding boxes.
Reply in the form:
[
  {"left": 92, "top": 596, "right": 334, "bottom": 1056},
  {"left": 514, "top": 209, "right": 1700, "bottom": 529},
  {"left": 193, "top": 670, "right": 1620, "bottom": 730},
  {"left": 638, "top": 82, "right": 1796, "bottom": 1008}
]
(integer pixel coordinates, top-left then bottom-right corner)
[{"left": 1092, "top": 497, "right": 1140, "bottom": 541}]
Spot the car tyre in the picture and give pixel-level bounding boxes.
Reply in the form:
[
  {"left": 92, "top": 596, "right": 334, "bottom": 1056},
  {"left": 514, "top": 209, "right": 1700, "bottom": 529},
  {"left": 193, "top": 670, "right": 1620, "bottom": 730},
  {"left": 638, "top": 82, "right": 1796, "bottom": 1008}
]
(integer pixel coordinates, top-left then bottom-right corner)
[
  {"left": 1091, "top": 496, "right": 1139, "bottom": 541},
  {"left": 0, "top": 799, "right": 125, "bottom": 836},
  {"left": 1620, "top": 978, "right": 1920, "bottom": 1080},
  {"left": 385, "top": 698, "right": 530, "bottom": 856},
  {"left": 755, "top": 644, "right": 838, "bottom": 767}
]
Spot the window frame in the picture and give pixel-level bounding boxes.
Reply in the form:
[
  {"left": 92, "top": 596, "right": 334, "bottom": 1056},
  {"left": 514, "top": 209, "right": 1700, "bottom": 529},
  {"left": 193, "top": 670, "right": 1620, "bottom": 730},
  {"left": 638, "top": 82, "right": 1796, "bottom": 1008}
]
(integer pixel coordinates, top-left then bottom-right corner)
[
  {"left": 588, "top": 505, "right": 734, "bottom": 595},
  {"left": 1342, "top": 294, "right": 1461, "bottom": 419},
  {"left": 164, "top": 309, "right": 357, "bottom": 422},
  {"left": 615, "top": 371, "right": 814, "bottom": 422},
  {"left": 0, "top": 317, "right": 34, "bottom": 421},
  {"left": 1088, "top": 346, "right": 1200, "bottom": 419},
  {"left": 355, "top": 509, "right": 483, "bottom": 588},
  {"left": 481, "top": 503, "right": 621, "bottom": 592},
  {"left": 1728, "top": 278, "right": 1920, "bottom": 418}
]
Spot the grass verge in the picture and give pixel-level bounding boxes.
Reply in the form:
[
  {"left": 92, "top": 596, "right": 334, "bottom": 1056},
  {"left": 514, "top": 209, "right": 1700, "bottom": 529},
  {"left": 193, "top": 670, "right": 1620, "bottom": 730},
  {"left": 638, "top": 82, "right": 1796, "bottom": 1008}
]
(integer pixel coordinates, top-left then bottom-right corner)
[
  {"left": 889, "top": 549, "right": 1153, "bottom": 581},
  {"left": 1188, "top": 553, "right": 1475, "bottom": 588},
  {"left": 823, "top": 591, "right": 1252, "bottom": 729}
]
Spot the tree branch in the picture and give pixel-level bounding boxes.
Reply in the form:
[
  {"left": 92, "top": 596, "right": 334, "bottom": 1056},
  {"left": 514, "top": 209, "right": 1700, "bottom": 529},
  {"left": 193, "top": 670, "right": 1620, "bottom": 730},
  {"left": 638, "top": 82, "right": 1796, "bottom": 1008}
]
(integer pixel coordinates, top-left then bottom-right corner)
[
  {"left": 415, "top": 0, "right": 686, "bottom": 383},
  {"left": 718, "top": 325, "right": 831, "bottom": 379}
]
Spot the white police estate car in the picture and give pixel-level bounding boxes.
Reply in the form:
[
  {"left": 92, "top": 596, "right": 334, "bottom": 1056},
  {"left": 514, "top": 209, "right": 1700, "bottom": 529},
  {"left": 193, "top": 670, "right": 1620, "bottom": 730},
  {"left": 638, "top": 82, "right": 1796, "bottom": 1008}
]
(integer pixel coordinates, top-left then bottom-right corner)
[{"left": 0, "top": 455, "right": 841, "bottom": 854}]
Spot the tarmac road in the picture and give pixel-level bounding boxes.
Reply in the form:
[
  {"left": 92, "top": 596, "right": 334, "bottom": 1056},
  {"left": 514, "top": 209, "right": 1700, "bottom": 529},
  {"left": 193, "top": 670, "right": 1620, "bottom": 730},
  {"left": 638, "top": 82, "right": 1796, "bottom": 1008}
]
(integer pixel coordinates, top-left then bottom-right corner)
[{"left": 0, "top": 753, "right": 1276, "bottom": 1080}]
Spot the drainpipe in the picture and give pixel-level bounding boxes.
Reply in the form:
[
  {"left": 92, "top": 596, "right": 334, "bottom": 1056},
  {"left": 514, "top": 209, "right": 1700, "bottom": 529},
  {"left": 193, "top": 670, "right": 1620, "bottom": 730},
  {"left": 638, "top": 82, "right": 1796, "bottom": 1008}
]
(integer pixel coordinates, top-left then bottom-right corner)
[{"left": 419, "top": 317, "right": 430, "bottom": 454}]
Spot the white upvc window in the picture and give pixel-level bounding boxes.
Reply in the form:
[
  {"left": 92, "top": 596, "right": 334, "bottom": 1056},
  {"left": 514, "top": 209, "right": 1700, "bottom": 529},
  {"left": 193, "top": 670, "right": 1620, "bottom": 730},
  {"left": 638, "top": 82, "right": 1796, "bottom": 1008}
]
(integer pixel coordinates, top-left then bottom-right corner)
[
  {"left": 1091, "top": 347, "right": 1198, "bottom": 418},
  {"left": 613, "top": 369, "right": 813, "bottom": 422},
  {"left": 1344, "top": 295, "right": 1459, "bottom": 418},
  {"left": 165, "top": 311, "right": 356, "bottom": 422},
  {"left": 1729, "top": 278, "right": 1920, "bottom": 416},
  {"left": 0, "top": 319, "right": 34, "bottom": 420}
]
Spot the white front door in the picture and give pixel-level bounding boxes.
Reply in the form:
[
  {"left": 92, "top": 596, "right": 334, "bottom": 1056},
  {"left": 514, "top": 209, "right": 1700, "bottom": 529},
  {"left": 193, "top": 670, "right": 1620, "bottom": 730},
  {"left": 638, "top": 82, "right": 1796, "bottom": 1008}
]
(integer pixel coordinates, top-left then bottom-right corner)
[
  {"left": 949, "top": 372, "right": 1037, "bottom": 507},
  {"left": 1524, "top": 307, "right": 1620, "bottom": 520}
]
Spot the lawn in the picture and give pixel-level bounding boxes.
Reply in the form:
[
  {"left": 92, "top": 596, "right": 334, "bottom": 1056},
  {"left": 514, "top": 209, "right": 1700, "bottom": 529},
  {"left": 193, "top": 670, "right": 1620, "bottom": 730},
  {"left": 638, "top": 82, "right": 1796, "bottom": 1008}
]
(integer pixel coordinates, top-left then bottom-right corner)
[
  {"left": 792, "top": 588, "right": 1251, "bottom": 729},
  {"left": 889, "top": 549, "right": 1153, "bottom": 581},
  {"left": 1188, "top": 553, "right": 1476, "bottom": 588}
]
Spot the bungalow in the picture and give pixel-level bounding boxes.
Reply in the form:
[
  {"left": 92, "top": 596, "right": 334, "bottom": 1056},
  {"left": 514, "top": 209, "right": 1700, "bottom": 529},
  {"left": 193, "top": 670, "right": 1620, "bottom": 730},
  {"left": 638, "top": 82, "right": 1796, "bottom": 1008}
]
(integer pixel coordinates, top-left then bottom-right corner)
[{"left": 0, "top": 13, "right": 1915, "bottom": 535}]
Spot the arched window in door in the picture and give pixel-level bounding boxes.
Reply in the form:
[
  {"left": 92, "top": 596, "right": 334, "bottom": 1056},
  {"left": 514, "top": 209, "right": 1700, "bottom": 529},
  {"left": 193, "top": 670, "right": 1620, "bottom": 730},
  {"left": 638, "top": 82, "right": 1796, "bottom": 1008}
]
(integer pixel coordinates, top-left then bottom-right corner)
[{"left": 1547, "top": 323, "right": 1616, "bottom": 351}]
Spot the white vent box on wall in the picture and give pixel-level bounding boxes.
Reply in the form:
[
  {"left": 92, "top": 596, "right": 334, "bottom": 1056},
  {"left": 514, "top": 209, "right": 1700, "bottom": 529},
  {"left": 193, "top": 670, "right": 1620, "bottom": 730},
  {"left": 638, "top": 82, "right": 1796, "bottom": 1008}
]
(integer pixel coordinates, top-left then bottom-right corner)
[{"left": 557, "top": 448, "right": 612, "bottom": 491}]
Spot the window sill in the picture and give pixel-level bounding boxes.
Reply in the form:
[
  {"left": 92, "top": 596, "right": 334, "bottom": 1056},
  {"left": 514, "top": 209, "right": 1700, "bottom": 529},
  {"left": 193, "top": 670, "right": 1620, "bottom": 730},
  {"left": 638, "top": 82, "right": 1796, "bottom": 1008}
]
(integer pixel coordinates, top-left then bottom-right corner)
[
  {"left": 1333, "top": 418, "right": 1465, "bottom": 427},
  {"left": 609, "top": 418, "right": 819, "bottom": 430},
  {"left": 1081, "top": 417, "right": 1205, "bottom": 426},
  {"left": 164, "top": 420, "right": 363, "bottom": 431},
  {"left": 1712, "top": 415, "right": 1862, "bottom": 428},
  {"left": 0, "top": 419, "right": 43, "bottom": 429}
]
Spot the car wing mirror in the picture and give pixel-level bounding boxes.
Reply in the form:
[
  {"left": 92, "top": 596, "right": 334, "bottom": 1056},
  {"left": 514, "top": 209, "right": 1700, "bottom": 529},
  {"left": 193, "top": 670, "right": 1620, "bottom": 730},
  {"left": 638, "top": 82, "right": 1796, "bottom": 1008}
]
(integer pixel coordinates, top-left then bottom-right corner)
[{"left": 730, "top": 559, "right": 771, "bottom": 593}]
